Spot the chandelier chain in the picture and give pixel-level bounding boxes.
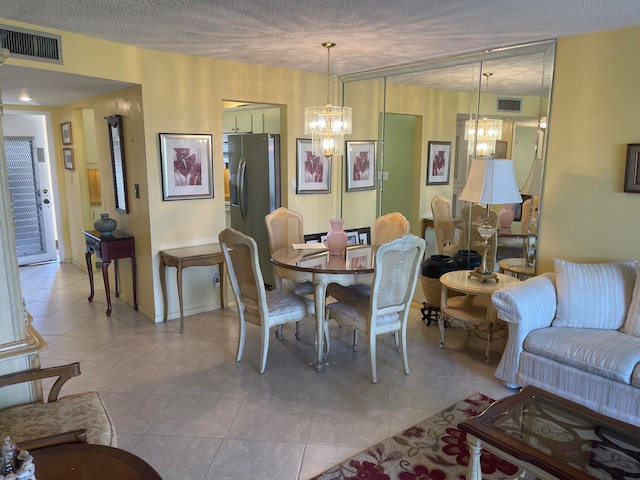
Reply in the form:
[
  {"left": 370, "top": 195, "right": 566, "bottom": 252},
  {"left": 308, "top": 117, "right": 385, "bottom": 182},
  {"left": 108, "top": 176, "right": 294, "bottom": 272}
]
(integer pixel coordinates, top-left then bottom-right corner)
[{"left": 323, "top": 42, "right": 336, "bottom": 105}]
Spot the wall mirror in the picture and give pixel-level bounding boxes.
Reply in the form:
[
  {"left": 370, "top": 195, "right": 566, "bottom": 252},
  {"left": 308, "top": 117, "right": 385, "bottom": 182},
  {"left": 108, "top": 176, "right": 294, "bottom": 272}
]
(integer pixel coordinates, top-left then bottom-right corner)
[
  {"left": 106, "top": 114, "right": 129, "bottom": 213},
  {"left": 340, "top": 39, "right": 555, "bottom": 270}
]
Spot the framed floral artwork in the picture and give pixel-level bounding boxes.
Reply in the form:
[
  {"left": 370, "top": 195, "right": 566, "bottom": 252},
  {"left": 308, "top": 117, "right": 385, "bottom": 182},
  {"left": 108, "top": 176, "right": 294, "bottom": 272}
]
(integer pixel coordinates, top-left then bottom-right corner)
[
  {"left": 346, "top": 140, "right": 376, "bottom": 192},
  {"left": 296, "top": 138, "right": 331, "bottom": 194},
  {"left": 426, "top": 141, "right": 452, "bottom": 185},
  {"left": 63, "top": 148, "right": 74, "bottom": 170},
  {"left": 159, "top": 133, "right": 214, "bottom": 200},
  {"left": 624, "top": 143, "right": 640, "bottom": 193},
  {"left": 60, "top": 122, "right": 72, "bottom": 145}
]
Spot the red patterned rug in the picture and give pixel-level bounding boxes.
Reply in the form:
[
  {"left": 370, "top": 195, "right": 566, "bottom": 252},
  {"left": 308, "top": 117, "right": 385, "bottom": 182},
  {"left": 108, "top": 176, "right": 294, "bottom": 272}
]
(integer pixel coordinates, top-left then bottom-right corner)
[{"left": 310, "top": 393, "right": 520, "bottom": 480}]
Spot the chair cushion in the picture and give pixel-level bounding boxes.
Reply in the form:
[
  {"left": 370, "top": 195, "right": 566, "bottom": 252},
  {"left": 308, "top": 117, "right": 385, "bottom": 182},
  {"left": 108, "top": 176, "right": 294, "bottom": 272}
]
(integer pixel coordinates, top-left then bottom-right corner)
[
  {"left": 621, "top": 262, "right": 640, "bottom": 337},
  {"left": 524, "top": 327, "right": 640, "bottom": 384},
  {"left": 552, "top": 258, "right": 637, "bottom": 329},
  {"left": 327, "top": 283, "right": 371, "bottom": 302},
  {"left": 0, "top": 392, "right": 116, "bottom": 447},
  {"left": 265, "top": 289, "right": 314, "bottom": 317},
  {"left": 327, "top": 300, "right": 399, "bottom": 329},
  {"left": 281, "top": 278, "right": 314, "bottom": 296}
]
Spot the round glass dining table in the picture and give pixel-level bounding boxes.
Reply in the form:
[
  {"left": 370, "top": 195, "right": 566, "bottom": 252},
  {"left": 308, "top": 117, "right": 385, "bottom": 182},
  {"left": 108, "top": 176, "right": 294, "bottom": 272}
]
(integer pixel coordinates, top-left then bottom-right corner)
[{"left": 271, "top": 244, "right": 374, "bottom": 371}]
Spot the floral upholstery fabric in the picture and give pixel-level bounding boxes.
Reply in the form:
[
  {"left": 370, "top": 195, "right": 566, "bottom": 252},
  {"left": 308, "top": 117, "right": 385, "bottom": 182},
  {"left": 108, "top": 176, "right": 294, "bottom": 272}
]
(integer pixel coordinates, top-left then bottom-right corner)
[{"left": 0, "top": 391, "right": 116, "bottom": 447}]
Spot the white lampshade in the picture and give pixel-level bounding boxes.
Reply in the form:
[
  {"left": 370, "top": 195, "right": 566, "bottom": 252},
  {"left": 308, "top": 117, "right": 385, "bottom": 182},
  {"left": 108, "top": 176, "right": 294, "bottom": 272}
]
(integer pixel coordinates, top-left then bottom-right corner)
[
  {"left": 521, "top": 158, "right": 544, "bottom": 196},
  {"left": 459, "top": 158, "right": 523, "bottom": 205}
]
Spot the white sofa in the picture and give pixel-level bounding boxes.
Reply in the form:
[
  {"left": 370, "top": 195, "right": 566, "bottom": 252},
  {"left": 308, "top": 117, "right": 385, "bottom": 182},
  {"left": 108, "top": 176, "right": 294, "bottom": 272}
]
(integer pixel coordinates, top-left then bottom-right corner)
[{"left": 491, "top": 259, "right": 640, "bottom": 426}]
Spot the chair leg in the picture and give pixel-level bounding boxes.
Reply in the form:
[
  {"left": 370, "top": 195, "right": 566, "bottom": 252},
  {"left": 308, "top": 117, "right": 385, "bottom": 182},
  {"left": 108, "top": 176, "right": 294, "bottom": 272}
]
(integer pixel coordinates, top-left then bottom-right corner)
[
  {"left": 259, "top": 327, "right": 270, "bottom": 374},
  {"left": 352, "top": 329, "right": 358, "bottom": 352},
  {"left": 295, "top": 321, "right": 300, "bottom": 339},
  {"left": 276, "top": 324, "right": 283, "bottom": 340},
  {"left": 392, "top": 331, "right": 399, "bottom": 352},
  {"left": 237, "top": 318, "right": 246, "bottom": 362},
  {"left": 323, "top": 319, "right": 330, "bottom": 360},
  {"left": 400, "top": 328, "right": 410, "bottom": 375},
  {"left": 370, "top": 334, "right": 377, "bottom": 384}
]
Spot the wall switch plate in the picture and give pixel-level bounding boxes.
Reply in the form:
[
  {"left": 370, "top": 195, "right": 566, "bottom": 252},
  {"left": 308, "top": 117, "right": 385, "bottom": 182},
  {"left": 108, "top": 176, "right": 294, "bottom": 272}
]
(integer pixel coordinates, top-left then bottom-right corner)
[
  {"left": 134, "top": 184, "right": 140, "bottom": 198},
  {"left": 211, "top": 266, "right": 220, "bottom": 287}
]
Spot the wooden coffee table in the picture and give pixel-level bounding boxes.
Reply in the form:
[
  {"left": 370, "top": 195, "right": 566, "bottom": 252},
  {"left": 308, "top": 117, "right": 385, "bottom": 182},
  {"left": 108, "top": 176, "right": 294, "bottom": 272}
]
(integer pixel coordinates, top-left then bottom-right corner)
[
  {"left": 459, "top": 385, "right": 640, "bottom": 480},
  {"left": 30, "top": 443, "right": 162, "bottom": 479}
]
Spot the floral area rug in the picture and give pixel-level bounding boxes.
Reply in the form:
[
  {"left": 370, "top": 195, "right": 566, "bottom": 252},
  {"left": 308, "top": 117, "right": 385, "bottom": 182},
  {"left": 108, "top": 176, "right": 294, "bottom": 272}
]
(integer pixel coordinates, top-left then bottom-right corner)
[{"left": 310, "top": 393, "right": 520, "bottom": 480}]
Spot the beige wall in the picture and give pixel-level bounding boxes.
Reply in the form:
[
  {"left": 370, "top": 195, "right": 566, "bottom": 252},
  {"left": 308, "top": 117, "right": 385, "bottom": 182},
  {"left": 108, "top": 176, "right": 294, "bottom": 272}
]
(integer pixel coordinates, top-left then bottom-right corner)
[{"left": 537, "top": 25, "right": 640, "bottom": 272}]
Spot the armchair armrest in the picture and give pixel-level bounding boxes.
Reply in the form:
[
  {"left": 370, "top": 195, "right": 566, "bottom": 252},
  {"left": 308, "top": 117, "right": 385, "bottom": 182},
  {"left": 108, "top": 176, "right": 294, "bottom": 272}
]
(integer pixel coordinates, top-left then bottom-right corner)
[
  {"left": 0, "top": 362, "right": 81, "bottom": 403},
  {"left": 18, "top": 429, "right": 87, "bottom": 451},
  {"left": 491, "top": 273, "right": 557, "bottom": 387}
]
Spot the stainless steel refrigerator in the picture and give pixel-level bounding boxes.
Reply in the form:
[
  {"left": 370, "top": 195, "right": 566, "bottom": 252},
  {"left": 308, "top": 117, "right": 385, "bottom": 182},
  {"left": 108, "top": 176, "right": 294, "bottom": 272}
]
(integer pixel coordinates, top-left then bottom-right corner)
[{"left": 228, "top": 133, "right": 281, "bottom": 285}]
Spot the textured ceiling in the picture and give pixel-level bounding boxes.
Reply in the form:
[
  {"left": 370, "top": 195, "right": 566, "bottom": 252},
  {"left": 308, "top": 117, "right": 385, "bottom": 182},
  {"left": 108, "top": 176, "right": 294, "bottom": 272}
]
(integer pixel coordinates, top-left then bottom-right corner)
[{"left": 0, "top": 0, "right": 639, "bottom": 105}]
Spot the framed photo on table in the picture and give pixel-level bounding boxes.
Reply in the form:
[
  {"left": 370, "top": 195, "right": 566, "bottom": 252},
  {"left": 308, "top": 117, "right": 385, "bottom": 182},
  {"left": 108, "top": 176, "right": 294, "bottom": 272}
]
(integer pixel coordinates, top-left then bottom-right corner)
[
  {"left": 345, "top": 245, "right": 372, "bottom": 270},
  {"left": 426, "top": 141, "right": 451, "bottom": 185},
  {"left": 159, "top": 133, "right": 214, "bottom": 201},
  {"left": 296, "top": 138, "right": 331, "bottom": 194},
  {"left": 346, "top": 140, "right": 376, "bottom": 191}
]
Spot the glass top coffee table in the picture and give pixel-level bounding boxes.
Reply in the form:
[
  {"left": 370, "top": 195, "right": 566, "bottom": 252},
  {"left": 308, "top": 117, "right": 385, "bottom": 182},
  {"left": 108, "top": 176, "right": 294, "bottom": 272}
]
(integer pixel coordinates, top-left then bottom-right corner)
[{"left": 459, "top": 385, "right": 640, "bottom": 480}]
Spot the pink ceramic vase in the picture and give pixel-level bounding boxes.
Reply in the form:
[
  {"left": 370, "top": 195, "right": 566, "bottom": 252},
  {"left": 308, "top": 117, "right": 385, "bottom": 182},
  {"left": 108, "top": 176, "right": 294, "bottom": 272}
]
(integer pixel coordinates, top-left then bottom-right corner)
[
  {"left": 498, "top": 203, "right": 515, "bottom": 234},
  {"left": 326, "top": 218, "right": 348, "bottom": 257}
]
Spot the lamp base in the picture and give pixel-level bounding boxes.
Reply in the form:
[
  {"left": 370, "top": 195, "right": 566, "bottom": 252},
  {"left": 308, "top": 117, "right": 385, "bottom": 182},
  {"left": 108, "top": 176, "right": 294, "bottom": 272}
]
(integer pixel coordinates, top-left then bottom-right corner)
[{"left": 468, "top": 268, "right": 499, "bottom": 283}]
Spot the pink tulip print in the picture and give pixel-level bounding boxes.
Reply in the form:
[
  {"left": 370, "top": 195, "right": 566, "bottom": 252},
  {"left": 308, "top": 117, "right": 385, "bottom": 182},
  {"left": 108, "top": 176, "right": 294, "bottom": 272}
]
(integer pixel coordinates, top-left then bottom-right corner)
[
  {"left": 432, "top": 150, "right": 446, "bottom": 176},
  {"left": 353, "top": 151, "right": 370, "bottom": 181},
  {"left": 173, "top": 148, "right": 202, "bottom": 186},
  {"left": 304, "top": 151, "right": 324, "bottom": 183}
]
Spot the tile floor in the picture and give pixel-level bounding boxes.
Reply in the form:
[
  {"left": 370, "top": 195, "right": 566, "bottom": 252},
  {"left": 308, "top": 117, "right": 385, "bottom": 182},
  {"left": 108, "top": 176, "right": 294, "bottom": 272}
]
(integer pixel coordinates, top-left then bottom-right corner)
[{"left": 19, "top": 261, "right": 515, "bottom": 480}]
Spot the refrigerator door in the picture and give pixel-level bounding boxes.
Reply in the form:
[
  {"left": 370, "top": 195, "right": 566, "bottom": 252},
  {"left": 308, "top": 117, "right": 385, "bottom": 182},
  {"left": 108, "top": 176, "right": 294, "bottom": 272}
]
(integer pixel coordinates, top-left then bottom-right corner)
[{"left": 227, "top": 134, "right": 281, "bottom": 285}]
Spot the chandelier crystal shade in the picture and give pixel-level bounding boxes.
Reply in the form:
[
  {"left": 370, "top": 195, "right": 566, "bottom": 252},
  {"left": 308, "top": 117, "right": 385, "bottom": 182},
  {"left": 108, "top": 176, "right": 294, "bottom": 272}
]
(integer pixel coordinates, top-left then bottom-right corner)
[
  {"left": 464, "top": 72, "right": 503, "bottom": 158},
  {"left": 304, "top": 42, "right": 352, "bottom": 157}
]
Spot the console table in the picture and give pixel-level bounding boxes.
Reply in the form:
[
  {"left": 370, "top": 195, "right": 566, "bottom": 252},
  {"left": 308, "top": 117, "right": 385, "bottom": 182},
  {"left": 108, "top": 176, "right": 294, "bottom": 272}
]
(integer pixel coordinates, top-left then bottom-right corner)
[
  {"left": 83, "top": 230, "right": 138, "bottom": 317},
  {"left": 159, "top": 243, "right": 225, "bottom": 333}
]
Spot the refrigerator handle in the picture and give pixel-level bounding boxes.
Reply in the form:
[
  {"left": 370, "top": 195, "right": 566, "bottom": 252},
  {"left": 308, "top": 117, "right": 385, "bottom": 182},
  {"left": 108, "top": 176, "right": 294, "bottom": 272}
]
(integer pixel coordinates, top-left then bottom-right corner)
[{"left": 238, "top": 158, "right": 247, "bottom": 220}]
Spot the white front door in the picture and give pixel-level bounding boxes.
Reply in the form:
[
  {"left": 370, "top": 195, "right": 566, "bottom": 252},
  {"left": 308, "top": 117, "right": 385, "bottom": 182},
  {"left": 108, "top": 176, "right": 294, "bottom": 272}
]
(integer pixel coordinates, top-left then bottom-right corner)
[{"left": 4, "top": 137, "right": 57, "bottom": 265}]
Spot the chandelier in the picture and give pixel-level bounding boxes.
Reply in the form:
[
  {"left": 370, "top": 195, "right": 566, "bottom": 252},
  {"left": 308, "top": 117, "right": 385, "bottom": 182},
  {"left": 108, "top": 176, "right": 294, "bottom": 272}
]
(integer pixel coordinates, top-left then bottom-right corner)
[
  {"left": 304, "top": 42, "right": 352, "bottom": 157},
  {"left": 465, "top": 72, "right": 503, "bottom": 158}
]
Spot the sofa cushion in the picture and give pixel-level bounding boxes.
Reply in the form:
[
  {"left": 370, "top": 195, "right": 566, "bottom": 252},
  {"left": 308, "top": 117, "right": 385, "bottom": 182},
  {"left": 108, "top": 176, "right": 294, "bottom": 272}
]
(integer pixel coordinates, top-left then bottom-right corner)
[
  {"left": 523, "top": 327, "right": 640, "bottom": 384},
  {"left": 0, "top": 392, "right": 116, "bottom": 447},
  {"left": 621, "top": 262, "right": 640, "bottom": 337},
  {"left": 552, "top": 259, "right": 637, "bottom": 329}
]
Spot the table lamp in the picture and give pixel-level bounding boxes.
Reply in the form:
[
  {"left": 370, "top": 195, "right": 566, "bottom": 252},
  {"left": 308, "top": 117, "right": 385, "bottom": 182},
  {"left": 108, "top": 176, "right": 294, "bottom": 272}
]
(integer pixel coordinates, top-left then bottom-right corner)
[{"left": 459, "top": 159, "right": 522, "bottom": 282}]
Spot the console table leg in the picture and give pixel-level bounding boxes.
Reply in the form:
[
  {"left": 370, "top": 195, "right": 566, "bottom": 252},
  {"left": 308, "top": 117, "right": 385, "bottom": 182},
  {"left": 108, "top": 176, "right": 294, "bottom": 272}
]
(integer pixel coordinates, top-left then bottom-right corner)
[
  {"left": 466, "top": 434, "right": 483, "bottom": 480},
  {"left": 177, "top": 266, "right": 185, "bottom": 333},
  {"left": 131, "top": 255, "right": 138, "bottom": 311},
  {"left": 85, "top": 251, "right": 95, "bottom": 302},
  {"left": 160, "top": 259, "right": 168, "bottom": 323},
  {"left": 102, "top": 260, "right": 112, "bottom": 317},
  {"left": 114, "top": 259, "right": 120, "bottom": 297}
]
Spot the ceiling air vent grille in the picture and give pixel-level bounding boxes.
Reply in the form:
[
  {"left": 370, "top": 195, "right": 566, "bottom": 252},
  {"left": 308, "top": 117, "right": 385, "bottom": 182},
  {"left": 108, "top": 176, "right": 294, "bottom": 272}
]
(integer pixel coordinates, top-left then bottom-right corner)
[
  {"left": 0, "top": 24, "right": 62, "bottom": 64},
  {"left": 496, "top": 97, "right": 522, "bottom": 113}
]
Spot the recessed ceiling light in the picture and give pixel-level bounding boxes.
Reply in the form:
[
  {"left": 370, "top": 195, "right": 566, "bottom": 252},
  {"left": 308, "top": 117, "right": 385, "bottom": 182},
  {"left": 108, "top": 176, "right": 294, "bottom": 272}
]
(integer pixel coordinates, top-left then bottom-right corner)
[{"left": 19, "top": 94, "right": 32, "bottom": 102}]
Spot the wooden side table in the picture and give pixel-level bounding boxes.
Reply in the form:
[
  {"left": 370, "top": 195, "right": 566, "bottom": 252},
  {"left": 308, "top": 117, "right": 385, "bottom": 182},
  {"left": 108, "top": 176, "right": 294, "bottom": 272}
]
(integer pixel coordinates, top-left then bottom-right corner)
[
  {"left": 83, "top": 230, "right": 138, "bottom": 317},
  {"left": 159, "top": 243, "right": 225, "bottom": 333},
  {"left": 439, "top": 270, "right": 519, "bottom": 363}
]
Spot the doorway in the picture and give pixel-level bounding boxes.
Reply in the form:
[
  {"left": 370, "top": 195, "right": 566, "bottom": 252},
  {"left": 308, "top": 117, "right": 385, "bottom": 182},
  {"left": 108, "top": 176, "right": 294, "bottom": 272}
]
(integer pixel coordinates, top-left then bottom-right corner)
[
  {"left": 379, "top": 113, "right": 417, "bottom": 224},
  {"left": 4, "top": 134, "right": 57, "bottom": 265}
]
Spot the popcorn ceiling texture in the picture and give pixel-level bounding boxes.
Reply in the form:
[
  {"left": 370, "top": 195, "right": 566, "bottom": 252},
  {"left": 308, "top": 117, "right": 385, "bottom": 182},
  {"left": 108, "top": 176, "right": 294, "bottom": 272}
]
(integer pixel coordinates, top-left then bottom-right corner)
[{"left": 0, "top": 0, "right": 639, "bottom": 75}]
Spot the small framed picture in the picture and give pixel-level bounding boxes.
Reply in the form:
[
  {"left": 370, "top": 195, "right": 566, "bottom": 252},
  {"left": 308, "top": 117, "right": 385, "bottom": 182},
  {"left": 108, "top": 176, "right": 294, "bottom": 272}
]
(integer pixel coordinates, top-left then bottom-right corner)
[
  {"left": 60, "top": 122, "right": 72, "bottom": 145},
  {"left": 159, "top": 133, "right": 214, "bottom": 200},
  {"left": 346, "top": 140, "right": 376, "bottom": 191},
  {"left": 426, "top": 141, "right": 452, "bottom": 185},
  {"left": 624, "top": 143, "right": 640, "bottom": 193},
  {"left": 63, "top": 148, "right": 74, "bottom": 170},
  {"left": 296, "top": 138, "right": 331, "bottom": 194},
  {"left": 345, "top": 245, "right": 373, "bottom": 270},
  {"left": 299, "top": 251, "right": 329, "bottom": 269}
]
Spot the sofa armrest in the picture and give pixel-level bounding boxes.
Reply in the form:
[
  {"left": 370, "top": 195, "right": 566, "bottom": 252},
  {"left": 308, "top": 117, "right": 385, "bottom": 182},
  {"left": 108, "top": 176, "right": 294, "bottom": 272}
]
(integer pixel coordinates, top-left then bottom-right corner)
[
  {"left": 491, "top": 273, "right": 557, "bottom": 387},
  {"left": 0, "top": 362, "right": 81, "bottom": 403}
]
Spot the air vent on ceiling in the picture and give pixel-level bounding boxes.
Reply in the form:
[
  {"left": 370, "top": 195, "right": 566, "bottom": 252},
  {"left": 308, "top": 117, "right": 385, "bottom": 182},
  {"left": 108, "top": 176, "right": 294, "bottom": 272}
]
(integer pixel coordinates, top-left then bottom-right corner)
[
  {"left": 496, "top": 97, "right": 522, "bottom": 113},
  {"left": 0, "top": 24, "right": 62, "bottom": 64}
]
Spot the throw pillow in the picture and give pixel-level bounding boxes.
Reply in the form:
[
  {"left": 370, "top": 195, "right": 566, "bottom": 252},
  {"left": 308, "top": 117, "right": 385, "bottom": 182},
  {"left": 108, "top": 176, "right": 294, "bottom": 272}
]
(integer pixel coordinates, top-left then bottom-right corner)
[
  {"left": 621, "top": 262, "right": 640, "bottom": 337},
  {"left": 553, "top": 258, "right": 637, "bottom": 329}
]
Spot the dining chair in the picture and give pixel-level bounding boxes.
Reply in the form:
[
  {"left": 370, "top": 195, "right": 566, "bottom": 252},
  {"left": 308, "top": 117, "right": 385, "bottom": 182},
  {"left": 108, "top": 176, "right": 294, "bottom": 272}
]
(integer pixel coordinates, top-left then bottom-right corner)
[
  {"left": 265, "top": 207, "right": 314, "bottom": 296},
  {"left": 219, "top": 228, "right": 315, "bottom": 374},
  {"left": 327, "top": 212, "right": 410, "bottom": 302},
  {"left": 325, "top": 234, "right": 425, "bottom": 383},
  {"left": 520, "top": 197, "right": 539, "bottom": 235},
  {"left": 431, "top": 195, "right": 459, "bottom": 256}
]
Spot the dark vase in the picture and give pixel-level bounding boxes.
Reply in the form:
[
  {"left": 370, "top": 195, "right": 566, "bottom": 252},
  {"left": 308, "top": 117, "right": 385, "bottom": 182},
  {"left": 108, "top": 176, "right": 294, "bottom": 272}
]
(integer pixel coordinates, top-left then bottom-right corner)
[
  {"left": 421, "top": 254, "right": 458, "bottom": 279},
  {"left": 94, "top": 213, "right": 117, "bottom": 236},
  {"left": 452, "top": 249, "right": 482, "bottom": 270}
]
